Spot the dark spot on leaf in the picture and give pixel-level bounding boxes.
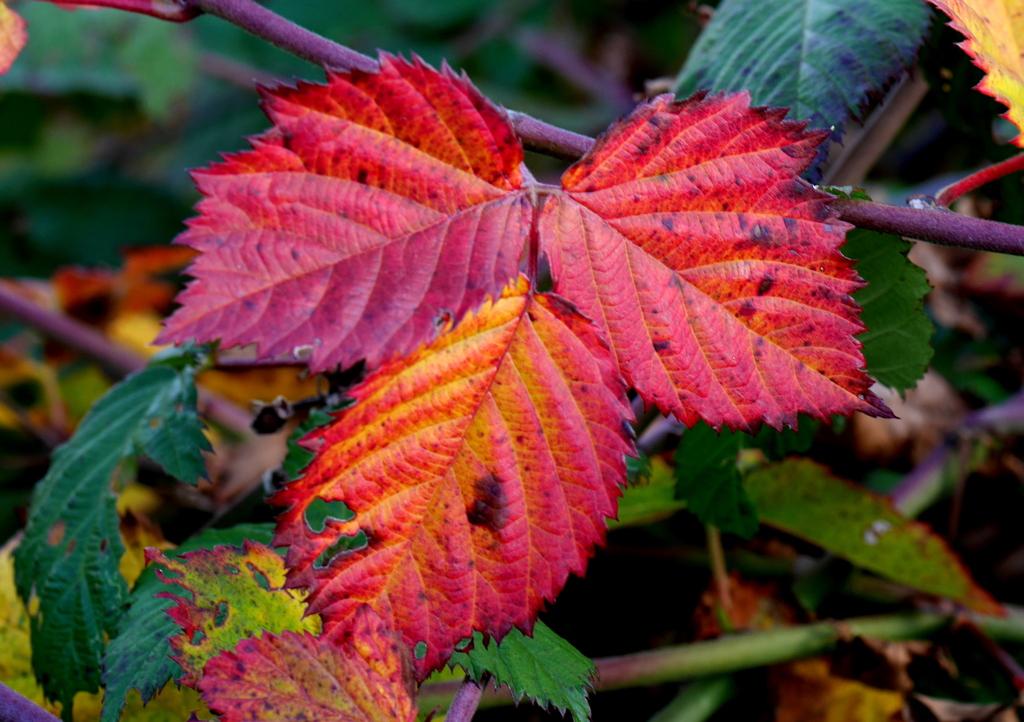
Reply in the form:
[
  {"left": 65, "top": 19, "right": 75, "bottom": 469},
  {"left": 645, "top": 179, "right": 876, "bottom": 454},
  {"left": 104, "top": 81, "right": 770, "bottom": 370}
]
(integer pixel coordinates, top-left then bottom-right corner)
[
  {"left": 758, "top": 276, "right": 775, "bottom": 295},
  {"left": 653, "top": 340, "right": 671, "bottom": 352},
  {"left": 47, "top": 520, "right": 65, "bottom": 546},
  {"left": 661, "top": 218, "right": 674, "bottom": 231},
  {"left": 214, "top": 601, "right": 228, "bottom": 627},
  {"left": 357, "top": 168, "right": 368, "bottom": 184},
  {"left": 466, "top": 474, "right": 508, "bottom": 531},
  {"left": 65, "top": 539, "right": 76, "bottom": 557}
]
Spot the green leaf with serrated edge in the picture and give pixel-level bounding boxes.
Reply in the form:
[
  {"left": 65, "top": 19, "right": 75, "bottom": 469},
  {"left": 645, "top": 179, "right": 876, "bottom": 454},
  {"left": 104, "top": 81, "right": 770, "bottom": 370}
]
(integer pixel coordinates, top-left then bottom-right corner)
[
  {"left": 13, "top": 355, "right": 209, "bottom": 717},
  {"left": 99, "top": 524, "right": 273, "bottom": 722},
  {"left": 845, "top": 228, "right": 934, "bottom": 391},
  {"left": 282, "top": 404, "right": 352, "bottom": 481},
  {"left": 449, "top": 621, "right": 595, "bottom": 722},
  {"left": 749, "top": 416, "right": 819, "bottom": 460},
  {"left": 820, "top": 186, "right": 933, "bottom": 391},
  {"left": 674, "top": 0, "right": 930, "bottom": 143},
  {"left": 745, "top": 458, "right": 1000, "bottom": 614},
  {"left": 610, "top": 457, "right": 687, "bottom": 530},
  {"left": 674, "top": 423, "right": 758, "bottom": 538}
]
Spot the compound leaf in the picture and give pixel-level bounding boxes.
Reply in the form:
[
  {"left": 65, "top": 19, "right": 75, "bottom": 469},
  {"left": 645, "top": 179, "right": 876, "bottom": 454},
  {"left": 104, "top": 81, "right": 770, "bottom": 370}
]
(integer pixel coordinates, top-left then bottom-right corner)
[
  {"left": 199, "top": 606, "right": 417, "bottom": 722},
  {"left": 674, "top": 422, "right": 758, "bottom": 538},
  {"left": 0, "top": 1, "right": 26, "bottom": 74},
  {"left": 929, "top": 0, "right": 1024, "bottom": 144},
  {"left": 158, "top": 53, "right": 529, "bottom": 372},
  {"left": 147, "top": 540, "right": 318, "bottom": 687},
  {"left": 745, "top": 458, "right": 1000, "bottom": 614},
  {"left": 675, "top": 0, "right": 931, "bottom": 141},
  {"left": 539, "top": 92, "right": 891, "bottom": 432},
  {"left": 100, "top": 524, "right": 275, "bottom": 722},
  {"left": 450, "top": 620, "right": 596, "bottom": 721},
  {"left": 14, "top": 356, "right": 208, "bottom": 714},
  {"left": 272, "top": 277, "right": 634, "bottom": 678}
]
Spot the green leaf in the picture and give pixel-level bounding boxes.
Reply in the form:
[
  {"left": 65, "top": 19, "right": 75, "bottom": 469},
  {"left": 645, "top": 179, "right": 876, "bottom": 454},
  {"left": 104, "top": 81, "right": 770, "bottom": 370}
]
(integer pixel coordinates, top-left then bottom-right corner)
[
  {"left": 611, "top": 456, "right": 687, "bottom": 530},
  {"left": 674, "top": 423, "right": 758, "bottom": 538},
  {"left": 674, "top": 0, "right": 931, "bottom": 141},
  {"left": 748, "top": 416, "right": 819, "bottom": 460},
  {"left": 13, "top": 358, "right": 209, "bottom": 715},
  {"left": 99, "top": 524, "right": 274, "bottom": 722},
  {"left": 744, "top": 459, "right": 999, "bottom": 615},
  {"left": 844, "top": 228, "right": 934, "bottom": 391},
  {"left": 282, "top": 404, "right": 351, "bottom": 481},
  {"left": 450, "top": 621, "right": 595, "bottom": 722}
]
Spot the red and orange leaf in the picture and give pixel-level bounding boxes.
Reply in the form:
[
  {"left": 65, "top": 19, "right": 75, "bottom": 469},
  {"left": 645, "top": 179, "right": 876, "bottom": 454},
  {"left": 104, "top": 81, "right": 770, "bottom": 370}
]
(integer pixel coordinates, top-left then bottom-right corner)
[
  {"left": 158, "top": 53, "right": 529, "bottom": 372},
  {"left": 199, "top": 606, "right": 416, "bottom": 722},
  {"left": 0, "top": 2, "right": 26, "bottom": 75},
  {"left": 539, "top": 91, "right": 891, "bottom": 431},
  {"left": 147, "top": 541, "right": 319, "bottom": 687},
  {"left": 272, "top": 276, "right": 634, "bottom": 678},
  {"left": 929, "top": 0, "right": 1024, "bottom": 145}
]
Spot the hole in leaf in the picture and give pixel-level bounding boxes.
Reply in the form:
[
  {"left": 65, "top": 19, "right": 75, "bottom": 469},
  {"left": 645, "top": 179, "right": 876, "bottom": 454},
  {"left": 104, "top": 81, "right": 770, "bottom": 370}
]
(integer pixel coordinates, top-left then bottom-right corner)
[
  {"left": 312, "top": 531, "right": 368, "bottom": 569},
  {"left": 248, "top": 564, "right": 271, "bottom": 591},
  {"left": 226, "top": 564, "right": 240, "bottom": 575},
  {"left": 214, "top": 601, "right": 228, "bottom": 627},
  {"left": 46, "top": 520, "right": 65, "bottom": 546},
  {"left": 413, "top": 642, "right": 428, "bottom": 660},
  {"left": 454, "top": 637, "right": 473, "bottom": 653},
  {"left": 304, "top": 498, "right": 354, "bottom": 534},
  {"left": 190, "top": 630, "right": 205, "bottom": 645}
]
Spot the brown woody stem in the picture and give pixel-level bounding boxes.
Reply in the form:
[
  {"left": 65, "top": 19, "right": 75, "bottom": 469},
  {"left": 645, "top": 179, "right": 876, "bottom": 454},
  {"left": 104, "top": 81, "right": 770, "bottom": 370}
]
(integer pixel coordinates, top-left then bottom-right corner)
[
  {"left": 32, "top": 0, "right": 1024, "bottom": 256},
  {"left": 0, "top": 682, "right": 58, "bottom": 722},
  {"left": 0, "top": 284, "right": 253, "bottom": 435},
  {"left": 936, "top": 152, "right": 1024, "bottom": 208}
]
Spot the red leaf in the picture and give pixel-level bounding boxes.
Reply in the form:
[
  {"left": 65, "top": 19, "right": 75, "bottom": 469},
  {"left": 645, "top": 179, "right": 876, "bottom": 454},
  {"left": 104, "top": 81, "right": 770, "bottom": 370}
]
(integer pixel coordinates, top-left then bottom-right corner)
[
  {"left": 0, "top": 2, "right": 27, "bottom": 75},
  {"left": 158, "top": 53, "right": 529, "bottom": 372},
  {"left": 272, "top": 277, "right": 634, "bottom": 678},
  {"left": 540, "top": 92, "right": 890, "bottom": 431},
  {"left": 199, "top": 605, "right": 417, "bottom": 722}
]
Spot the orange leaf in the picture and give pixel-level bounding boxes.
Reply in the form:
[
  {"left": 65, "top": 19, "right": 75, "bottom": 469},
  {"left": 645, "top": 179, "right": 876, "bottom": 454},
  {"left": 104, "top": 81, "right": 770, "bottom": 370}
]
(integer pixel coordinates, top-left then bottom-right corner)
[
  {"left": 929, "top": 0, "right": 1024, "bottom": 145},
  {"left": 540, "top": 92, "right": 889, "bottom": 431},
  {"left": 772, "top": 657, "right": 905, "bottom": 722},
  {"left": 0, "top": 2, "right": 26, "bottom": 75},
  {"left": 272, "top": 277, "right": 634, "bottom": 678},
  {"left": 158, "top": 53, "right": 530, "bottom": 372},
  {"left": 199, "top": 606, "right": 417, "bottom": 722}
]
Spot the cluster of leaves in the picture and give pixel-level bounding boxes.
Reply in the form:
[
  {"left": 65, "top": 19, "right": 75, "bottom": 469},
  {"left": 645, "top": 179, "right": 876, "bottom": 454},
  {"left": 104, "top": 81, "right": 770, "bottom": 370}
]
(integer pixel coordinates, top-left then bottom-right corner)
[{"left": 2, "top": 0, "right": 1024, "bottom": 720}]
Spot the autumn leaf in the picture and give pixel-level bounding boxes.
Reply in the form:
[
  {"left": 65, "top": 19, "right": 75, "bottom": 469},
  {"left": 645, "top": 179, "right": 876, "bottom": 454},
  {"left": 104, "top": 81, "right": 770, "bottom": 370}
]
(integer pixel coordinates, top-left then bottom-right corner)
[
  {"left": 272, "top": 277, "right": 634, "bottom": 678},
  {"left": 929, "top": 0, "right": 1024, "bottom": 144},
  {"left": 772, "top": 657, "right": 905, "bottom": 722},
  {"left": 199, "top": 605, "right": 416, "bottom": 722},
  {"left": 539, "top": 91, "right": 890, "bottom": 432},
  {"left": 158, "top": 52, "right": 530, "bottom": 372},
  {"left": 0, "top": 1, "right": 26, "bottom": 74},
  {"left": 147, "top": 540, "right": 319, "bottom": 687}
]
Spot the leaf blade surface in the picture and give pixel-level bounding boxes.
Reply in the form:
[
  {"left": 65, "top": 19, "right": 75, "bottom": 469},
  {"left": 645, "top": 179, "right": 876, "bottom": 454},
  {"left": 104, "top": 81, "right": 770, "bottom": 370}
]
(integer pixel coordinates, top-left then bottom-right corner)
[
  {"left": 272, "top": 277, "right": 634, "bottom": 678},
  {"left": 158, "top": 53, "right": 529, "bottom": 372},
  {"left": 540, "top": 92, "right": 890, "bottom": 431}
]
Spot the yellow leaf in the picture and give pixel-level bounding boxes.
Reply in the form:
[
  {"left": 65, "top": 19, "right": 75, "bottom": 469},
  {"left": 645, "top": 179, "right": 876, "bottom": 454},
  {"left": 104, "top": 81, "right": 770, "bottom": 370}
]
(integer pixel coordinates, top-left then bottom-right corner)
[
  {"left": 773, "top": 657, "right": 905, "bottom": 722},
  {"left": 930, "top": 0, "right": 1024, "bottom": 145},
  {"left": 0, "top": 1, "right": 27, "bottom": 74}
]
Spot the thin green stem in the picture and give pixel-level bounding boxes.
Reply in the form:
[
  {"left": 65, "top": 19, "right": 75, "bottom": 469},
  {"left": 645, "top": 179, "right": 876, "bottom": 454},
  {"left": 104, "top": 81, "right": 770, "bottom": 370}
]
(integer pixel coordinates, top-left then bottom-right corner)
[
  {"left": 647, "top": 676, "right": 737, "bottom": 722},
  {"left": 419, "top": 610, "right": 1024, "bottom": 711}
]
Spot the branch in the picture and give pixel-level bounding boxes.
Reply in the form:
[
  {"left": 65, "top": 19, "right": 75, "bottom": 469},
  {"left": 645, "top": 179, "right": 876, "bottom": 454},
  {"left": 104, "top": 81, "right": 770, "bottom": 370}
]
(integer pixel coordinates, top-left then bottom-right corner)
[
  {"left": 444, "top": 677, "right": 484, "bottom": 722},
  {"left": 936, "top": 153, "right": 1024, "bottom": 208},
  {"left": 0, "top": 682, "right": 58, "bottom": 722},
  {"left": 0, "top": 284, "right": 253, "bottom": 435}
]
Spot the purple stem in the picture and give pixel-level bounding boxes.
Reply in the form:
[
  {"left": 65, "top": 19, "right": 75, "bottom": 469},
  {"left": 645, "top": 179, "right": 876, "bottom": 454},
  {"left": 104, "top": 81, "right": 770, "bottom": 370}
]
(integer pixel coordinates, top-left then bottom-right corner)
[
  {"left": 445, "top": 677, "right": 484, "bottom": 722},
  {"left": 0, "top": 683, "right": 58, "bottom": 722}
]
